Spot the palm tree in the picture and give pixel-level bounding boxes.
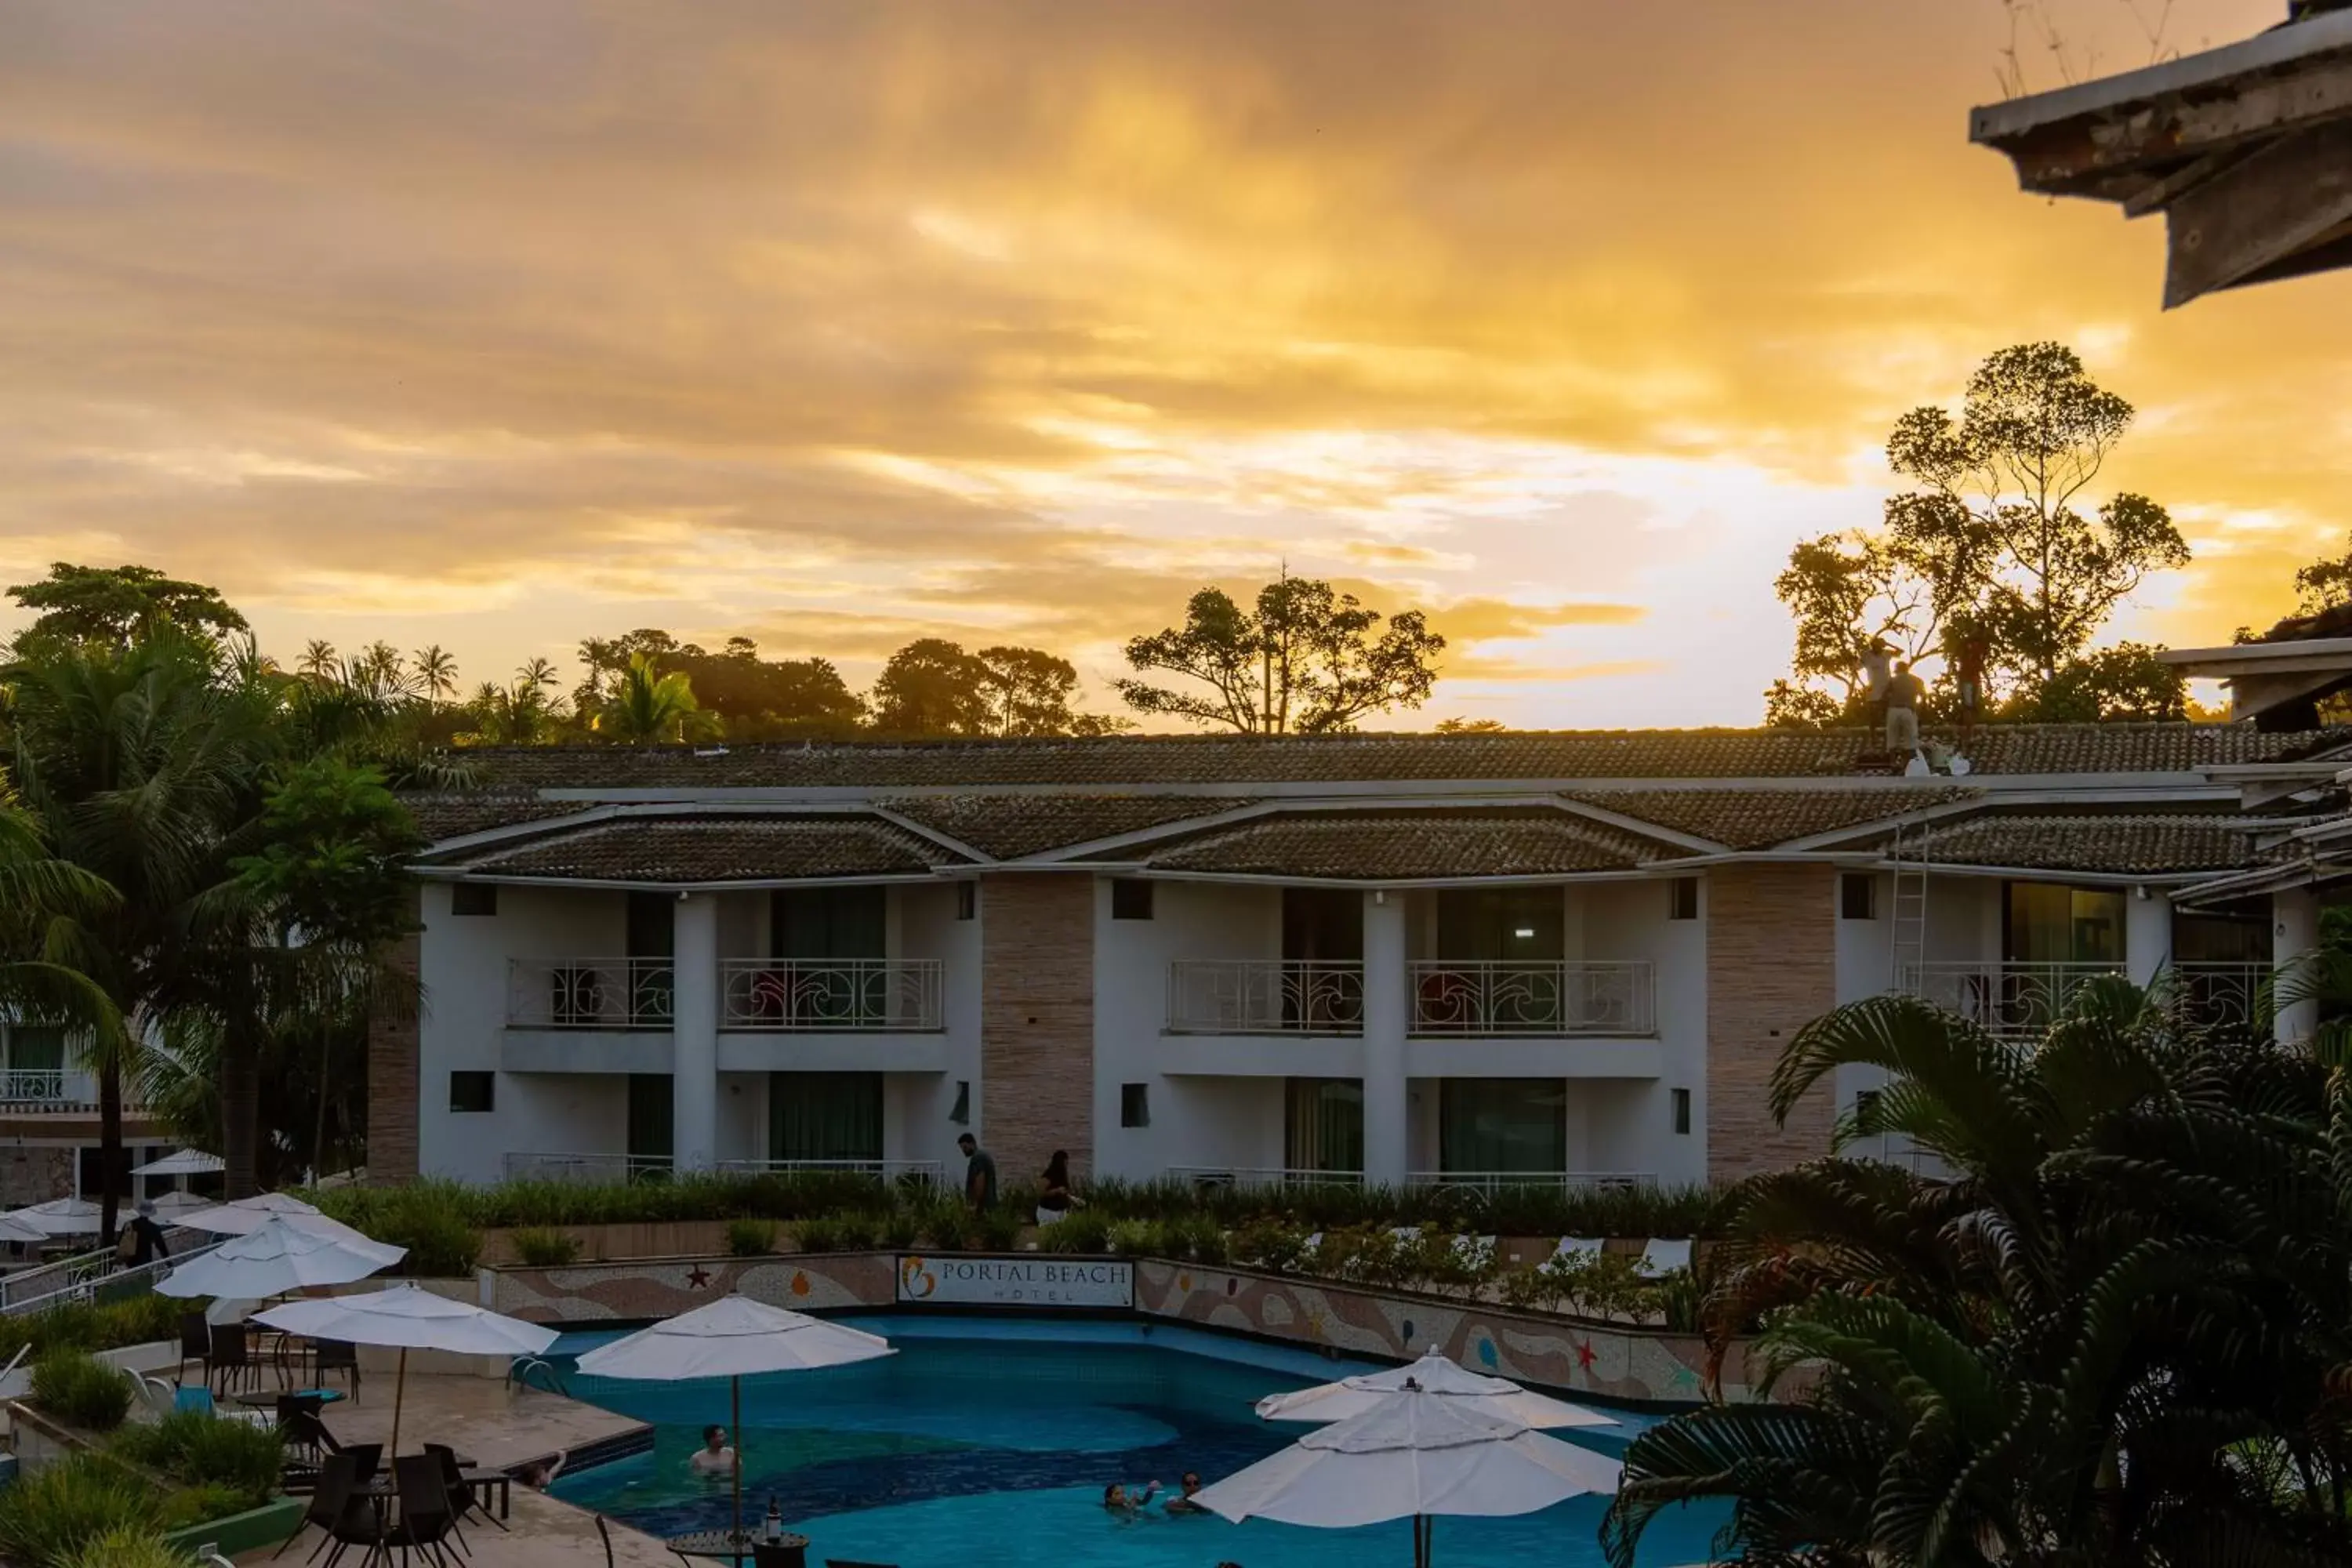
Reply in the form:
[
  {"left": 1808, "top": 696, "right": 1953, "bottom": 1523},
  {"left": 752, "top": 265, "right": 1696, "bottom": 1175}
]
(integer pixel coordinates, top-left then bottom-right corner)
[
  {"left": 1603, "top": 982, "right": 2352, "bottom": 1566},
  {"left": 2, "top": 632, "right": 277, "bottom": 1218},
  {"left": 359, "top": 640, "right": 412, "bottom": 698},
  {"left": 517, "top": 655, "right": 560, "bottom": 694},
  {"left": 597, "top": 653, "right": 709, "bottom": 744},
  {"left": 296, "top": 638, "right": 339, "bottom": 681},
  {"left": 412, "top": 644, "right": 458, "bottom": 707}
]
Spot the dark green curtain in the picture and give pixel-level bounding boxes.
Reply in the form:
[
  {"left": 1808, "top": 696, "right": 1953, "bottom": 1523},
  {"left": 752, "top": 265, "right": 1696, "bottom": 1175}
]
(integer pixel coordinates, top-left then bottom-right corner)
[
  {"left": 770, "top": 1071, "right": 884, "bottom": 1162},
  {"left": 1285, "top": 1077, "right": 1363, "bottom": 1174},
  {"left": 626, "top": 1073, "right": 673, "bottom": 1169},
  {"left": 8, "top": 1025, "right": 66, "bottom": 1074},
  {"left": 771, "top": 887, "right": 887, "bottom": 957},
  {"left": 1439, "top": 1079, "right": 1565, "bottom": 1174}
]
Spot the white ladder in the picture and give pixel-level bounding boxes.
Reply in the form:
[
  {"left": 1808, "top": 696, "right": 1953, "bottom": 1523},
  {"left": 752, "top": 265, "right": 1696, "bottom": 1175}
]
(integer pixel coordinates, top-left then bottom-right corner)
[{"left": 1889, "top": 823, "right": 1929, "bottom": 993}]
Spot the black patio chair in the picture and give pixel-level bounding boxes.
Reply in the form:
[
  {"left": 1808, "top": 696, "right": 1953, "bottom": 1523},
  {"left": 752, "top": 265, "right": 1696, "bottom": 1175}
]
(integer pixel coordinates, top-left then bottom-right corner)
[
  {"left": 176, "top": 1312, "right": 210, "bottom": 1385},
  {"left": 273, "top": 1450, "right": 361, "bottom": 1565},
  {"left": 379, "top": 1454, "right": 463, "bottom": 1566},
  {"left": 208, "top": 1321, "right": 256, "bottom": 1395},
  {"left": 310, "top": 1337, "right": 361, "bottom": 1397}
]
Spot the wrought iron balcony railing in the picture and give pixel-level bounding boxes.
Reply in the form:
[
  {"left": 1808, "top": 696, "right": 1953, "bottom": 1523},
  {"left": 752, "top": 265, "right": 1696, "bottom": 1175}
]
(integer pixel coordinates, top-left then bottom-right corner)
[
  {"left": 1164, "top": 961, "right": 1366, "bottom": 1036},
  {"left": 1410, "top": 960, "right": 1655, "bottom": 1037}
]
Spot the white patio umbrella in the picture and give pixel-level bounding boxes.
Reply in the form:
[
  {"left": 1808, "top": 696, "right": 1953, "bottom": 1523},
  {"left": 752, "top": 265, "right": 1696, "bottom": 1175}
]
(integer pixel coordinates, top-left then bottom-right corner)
[
  {"left": 7, "top": 1197, "right": 100, "bottom": 1236},
  {"left": 1196, "top": 1384, "right": 1624, "bottom": 1568},
  {"left": 155, "top": 1214, "right": 404, "bottom": 1301},
  {"left": 574, "top": 1294, "right": 895, "bottom": 1553},
  {"left": 259, "top": 1284, "right": 557, "bottom": 1457},
  {"left": 130, "top": 1149, "right": 225, "bottom": 1179},
  {"left": 1254, "top": 1347, "right": 1617, "bottom": 1432},
  {"left": 145, "top": 1189, "right": 215, "bottom": 1221},
  {"left": 176, "top": 1192, "right": 321, "bottom": 1235},
  {"left": 0, "top": 1210, "right": 47, "bottom": 1246}
]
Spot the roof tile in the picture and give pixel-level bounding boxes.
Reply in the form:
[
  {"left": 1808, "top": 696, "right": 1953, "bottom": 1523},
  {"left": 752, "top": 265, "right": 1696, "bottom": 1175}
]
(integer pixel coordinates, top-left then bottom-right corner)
[
  {"left": 1568, "top": 786, "right": 1980, "bottom": 849},
  {"left": 1142, "top": 811, "right": 1668, "bottom": 880},
  {"left": 452, "top": 818, "right": 943, "bottom": 883}
]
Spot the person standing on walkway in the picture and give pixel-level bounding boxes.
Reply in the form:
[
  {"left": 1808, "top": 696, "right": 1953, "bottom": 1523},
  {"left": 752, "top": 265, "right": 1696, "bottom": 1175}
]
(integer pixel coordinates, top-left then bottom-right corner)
[
  {"left": 958, "top": 1132, "right": 997, "bottom": 1213},
  {"left": 122, "top": 1200, "right": 170, "bottom": 1267}
]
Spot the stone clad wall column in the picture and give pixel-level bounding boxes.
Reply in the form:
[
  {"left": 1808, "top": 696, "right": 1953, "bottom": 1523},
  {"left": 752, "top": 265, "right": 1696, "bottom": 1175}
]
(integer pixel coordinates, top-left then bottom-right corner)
[
  {"left": 2274, "top": 886, "right": 2321, "bottom": 1046},
  {"left": 671, "top": 892, "right": 720, "bottom": 1172},
  {"left": 1361, "top": 890, "right": 1410, "bottom": 1189},
  {"left": 2125, "top": 891, "right": 2172, "bottom": 989}
]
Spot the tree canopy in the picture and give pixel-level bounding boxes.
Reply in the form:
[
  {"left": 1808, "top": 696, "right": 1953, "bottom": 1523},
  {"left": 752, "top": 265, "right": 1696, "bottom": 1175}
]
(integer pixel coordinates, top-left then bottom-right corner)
[
  {"left": 6, "top": 562, "right": 249, "bottom": 654},
  {"left": 1766, "top": 344, "right": 2190, "bottom": 728},
  {"left": 1116, "top": 574, "right": 1446, "bottom": 734}
]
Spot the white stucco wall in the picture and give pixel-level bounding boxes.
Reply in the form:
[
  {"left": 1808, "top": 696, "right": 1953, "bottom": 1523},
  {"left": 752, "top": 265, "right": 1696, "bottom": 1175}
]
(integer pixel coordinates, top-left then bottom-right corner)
[
  {"left": 416, "top": 881, "right": 629, "bottom": 1182},
  {"left": 1581, "top": 877, "right": 1706, "bottom": 1186},
  {"left": 1092, "top": 877, "right": 1282, "bottom": 1180}
]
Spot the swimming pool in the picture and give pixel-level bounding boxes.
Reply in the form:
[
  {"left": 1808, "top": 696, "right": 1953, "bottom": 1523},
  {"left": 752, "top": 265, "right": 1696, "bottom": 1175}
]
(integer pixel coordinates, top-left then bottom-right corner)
[{"left": 550, "top": 1315, "right": 1722, "bottom": 1567}]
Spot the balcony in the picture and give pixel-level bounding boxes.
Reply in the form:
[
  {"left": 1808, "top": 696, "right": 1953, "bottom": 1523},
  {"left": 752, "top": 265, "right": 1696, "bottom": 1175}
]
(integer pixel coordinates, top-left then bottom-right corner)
[
  {"left": 1406, "top": 1169, "right": 1657, "bottom": 1193},
  {"left": 1165, "top": 961, "right": 1365, "bottom": 1036},
  {"left": 1410, "top": 960, "right": 1655, "bottom": 1038},
  {"left": 1166, "top": 1165, "right": 1365, "bottom": 1192},
  {"left": 506, "top": 958, "right": 673, "bottom": 1030},
  {"left": 1896, "top": 961, "right": 2270, "bottom": 1036},
  {"left": 0, "top": 1070, "right": 111, "bottom": 1114},
  {"left": 720, "top": 960, "right": 943, "bottom": 1033}
]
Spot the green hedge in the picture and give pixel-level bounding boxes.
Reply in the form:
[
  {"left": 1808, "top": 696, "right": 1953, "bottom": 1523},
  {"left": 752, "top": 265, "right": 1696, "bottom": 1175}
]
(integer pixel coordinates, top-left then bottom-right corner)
[
  {"left": 314, "top": 1173, "right": 1728, "bottom": 1243},
  {"left": 0, "top": 1296, "right": 183, "bottom": 1365},
  {"left": 29, "top": 1352, "right": 132, "bottom": 1433}
]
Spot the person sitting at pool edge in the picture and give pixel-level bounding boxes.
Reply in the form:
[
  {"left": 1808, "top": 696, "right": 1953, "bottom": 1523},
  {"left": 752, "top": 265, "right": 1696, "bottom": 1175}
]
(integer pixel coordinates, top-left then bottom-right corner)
[
  {"left": 1102, "top": 1480, "right": 1160, "bottom": 1512},
  {"left": 1163, "top": 1472, "right": 1208, "bottom": 1514},
  {"left": 690, "top": 1425, "right": 738, "bottom": 1475}
]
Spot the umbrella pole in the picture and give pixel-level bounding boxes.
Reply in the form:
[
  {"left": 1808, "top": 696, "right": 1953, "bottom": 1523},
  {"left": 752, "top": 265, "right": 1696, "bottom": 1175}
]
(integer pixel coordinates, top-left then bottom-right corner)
[
  {"left": 389, "top": 1348, "right": 407, "bottom": 1457},
  {"left": 732, "top": 1374, "right": 744, "bottom": 1565}
]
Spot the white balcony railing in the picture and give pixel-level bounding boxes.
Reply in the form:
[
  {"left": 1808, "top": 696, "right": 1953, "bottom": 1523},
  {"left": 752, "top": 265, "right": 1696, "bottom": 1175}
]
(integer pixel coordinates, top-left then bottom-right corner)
[
  {"left": 720, "top": 960, "right": 943, "bottom": 1033},
  {"left": 1898, "top": 961, "right": 2123, "bottom": 1035},
  {"left": 0, "top": 1070, "right": 107, "bottom": 1112},
  {"left": 1167, "top": 1166, "right": 1365, "bottom": 1191},
  {"left": 717, "top": 1159, "right": 943, "bottom": 1187},
  {"left": 1900, "top": 960, "right": 2270, "bottom": 1036},
  {"left": 1406, "top": 1170, "right": 1657, "bottom": 1193},
  {"left": 2171, "top": 961, "right": 2270, "bottom": 1026},
  {"left": 506, "top": 959, "right": 674, "bottom": 1030},
  {"left": 1165, "top": 961, "right": 1365, "bottom": 1036},
  {"left": 1410, "top": 960, "right": 1655, "bottom": 1037},
  {"left": 502, "top": 1152, "right": 676, "bottom": 1185}
]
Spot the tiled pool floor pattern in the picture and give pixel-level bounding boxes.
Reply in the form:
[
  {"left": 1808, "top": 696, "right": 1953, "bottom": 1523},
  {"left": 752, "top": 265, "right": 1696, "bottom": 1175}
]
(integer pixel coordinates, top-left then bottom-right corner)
[{"left": 551, "top": 1316, "right": 1722, "bottom": 1568}]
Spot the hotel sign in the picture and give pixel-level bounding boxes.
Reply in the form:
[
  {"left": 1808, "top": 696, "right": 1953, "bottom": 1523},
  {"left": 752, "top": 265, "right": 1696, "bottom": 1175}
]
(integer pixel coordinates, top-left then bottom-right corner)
[{"left": 895, "top": 1254, "right": 1133, "bottom": 1308}]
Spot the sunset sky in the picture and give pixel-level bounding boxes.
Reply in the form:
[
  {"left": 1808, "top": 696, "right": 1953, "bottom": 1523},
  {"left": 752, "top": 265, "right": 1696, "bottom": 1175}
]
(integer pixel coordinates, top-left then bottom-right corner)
[{"left": 2, "top": 0, "right": 2345, "bottom": 728}]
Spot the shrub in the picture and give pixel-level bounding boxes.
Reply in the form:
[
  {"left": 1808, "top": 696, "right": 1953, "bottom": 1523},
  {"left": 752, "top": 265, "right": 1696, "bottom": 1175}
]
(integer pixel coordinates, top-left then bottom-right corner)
[
  {"left": 833, "top": 1211, "right": 881, "bottom": 1250},
  {"left": 0, "top": 1295, "right": 183, "bottom": 1368},
  {"left": 913, "top": 1197, "right": 971, "bottom": 1250},
  {"left": 1040, "top": 1210, "right": 1111, "bottom": 1253},
  {"left": 510, "top": 1227, "right": 581, "bottom": 1268},
  {"left": 726, "top": 1218, "right": 778, "bottom": 1258},
  {"left": 60, "top": 1525, "right": 186, "bottom": 1568},
  {"left": 1229, "top": 1219, "right": 1309, "bottom": 1273},
  {"left": 793, "top": 1218, "right": 844, "bottom": 1254},
  {"left": 31, "top": 1351, "right": 133, "bottom": 1432},
  {"left": 111, "top": 1409, "right": 284, "bottom": 1506},
  {"left": 0, "top": 1454, "right": 161, "bottom": 1566},
  {"left": 975, "top": 1210, "right": 1022, "bottom": 1251},
  {"left": 156, "top": 1483, "right": 257, "bottom": 1532},
  {"left": 879, "top": 1209, "right": 918, "bottom": 1250},
  {"left": 366, "top": 1190, "right": 483, "bottom": 1277}
]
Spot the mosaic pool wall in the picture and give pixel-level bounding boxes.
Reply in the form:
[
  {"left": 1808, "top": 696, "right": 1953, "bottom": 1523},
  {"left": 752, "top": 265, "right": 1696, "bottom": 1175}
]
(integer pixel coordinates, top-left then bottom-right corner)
[{"left": 488, "top": 1253, "right": 1751, "bottom": 1406}]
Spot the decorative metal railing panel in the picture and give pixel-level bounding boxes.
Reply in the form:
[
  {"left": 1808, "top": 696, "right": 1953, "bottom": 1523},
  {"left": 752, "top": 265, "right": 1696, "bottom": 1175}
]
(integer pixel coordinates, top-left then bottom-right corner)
[
  {"left": 1409, "top": 960, "right": 1655, "bottom": 1037},
  {"left": 716, "top": 1159, "right": 943, "bottom": 1187},
  {"left": 501, "top": 1151, "right": 677, "bottom": 1185},
  {"left": 0, "top": 1070, "right": 108, "bottom": 1111},
  {"left": 2170, "top": 961, "right": 2270, "bottom": 1029},
  {"left": 1406, "top": 1169, "right": 1657, "bottom": 1193},
  {"left": 1164, "top": 961, "right": 1366, "bottom": 1036},
  {"left": 719, "top": 960, "right": 944, "bottom": 1033},
  {"left": 1166, "top": 1166, "right": 1365, "bottom": 1191},
  {"left": 506, "top": 959, "right": 675, "bottom": 1029},
  {"left": 1898, "top": 962, "right": 2126, "bottom": 1036}
]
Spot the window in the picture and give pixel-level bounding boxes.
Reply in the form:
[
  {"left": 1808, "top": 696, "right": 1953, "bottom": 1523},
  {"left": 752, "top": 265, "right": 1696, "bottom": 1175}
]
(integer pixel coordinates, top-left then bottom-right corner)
[
  {"left": 1839, "top": 873, "right": 1877, "bottom": 920},
  {"left": 1439, "top": 1079, "right": 1566, "bottom": 1175},
  {"left": 949, "top": 1080, "right": 971, "bottom": 1126},
  {"left": 1671, "top": 1087, "right": 1691, "bottom": 1136},
  {"left": 956, "top": 882, "right": 977, "bottom": 921},
  {"left": 450, "top": 883, "right": 498, "bottom": 917},
  {"left": 1120, "top": 1083, "right": 1151, "bottom": 1128},
  {"left": 448, "top": 1071, "right": 495, "bottom": 1114},
  {"left": 770, "top": 1071, "right": 883, "bottom": 1163},
  {"left": 1111, "top": 878, "right": 1154, "bottom": 920},
  {"left": 1667, "top": 877, "right": 1699, "bottom": 921},
  {"left": 1286, "top": 1078, "right": 1364, "bottom": 1175}
]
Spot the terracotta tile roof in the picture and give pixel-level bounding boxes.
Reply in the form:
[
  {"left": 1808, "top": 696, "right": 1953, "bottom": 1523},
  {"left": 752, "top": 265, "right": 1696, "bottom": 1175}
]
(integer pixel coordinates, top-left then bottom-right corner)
[
  {"left": 1568, "top": 786, "right": 1980, "bottom": 850},
  {"left": 437, "top": 723, "right": 2345, "bottom": 791},
  {"left": 1890, "top": 813, "right": 2271, "bottom": 875},
  {"left": 1140, "top": 811, "right": 1670, "bottom": 880},
  {"left": 403, "top": 793, "right": 583, "bottom": 841},
  {"left": 450, "top": 818, "right": 947, "bottom": 883},
  {"left": 881, "top": 794, "right": 1247, "bottom": 858}
]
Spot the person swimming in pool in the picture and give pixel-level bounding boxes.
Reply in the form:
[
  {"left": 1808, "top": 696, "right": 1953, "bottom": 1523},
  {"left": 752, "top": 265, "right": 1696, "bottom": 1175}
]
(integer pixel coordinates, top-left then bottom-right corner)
[
  {"left": 1102, "top": 1480, "right": 1160, "bottom": 1513},
  {"left": 1163, "top": 1472, "right": 1209, "bottom": 1514},
  {"left": 689, "top": 1425, "right": 738, "bottom": 1476}
]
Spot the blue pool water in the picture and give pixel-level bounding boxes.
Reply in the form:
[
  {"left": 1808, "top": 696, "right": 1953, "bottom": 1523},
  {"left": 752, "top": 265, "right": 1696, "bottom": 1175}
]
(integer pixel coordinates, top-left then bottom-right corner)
[{"left": 550, "top": 1316, "right": 1722, "bottom": 1568}]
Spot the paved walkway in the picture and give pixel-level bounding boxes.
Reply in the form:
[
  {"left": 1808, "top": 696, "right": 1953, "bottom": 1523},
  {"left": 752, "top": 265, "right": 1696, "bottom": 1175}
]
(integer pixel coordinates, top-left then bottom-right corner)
[{"left": 236, "top": 1373, "right": 677, "bottom": 1566}]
